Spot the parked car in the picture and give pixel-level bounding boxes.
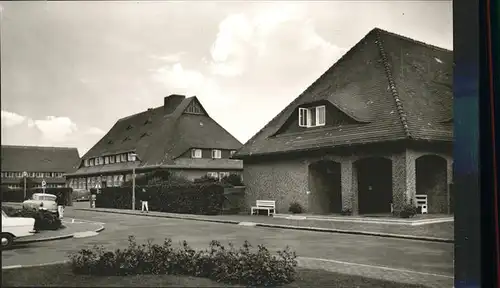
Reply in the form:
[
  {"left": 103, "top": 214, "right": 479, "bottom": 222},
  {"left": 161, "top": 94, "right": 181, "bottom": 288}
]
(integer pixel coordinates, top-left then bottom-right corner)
[
  {"left": 22, "top": 193, "right": 58, "bottom": 213},
  {"left": 72, "top": 189, "right": 91, "bottom": 202},
  {"left": 1, "top": 210, "right": 35, "bottom": 249}
]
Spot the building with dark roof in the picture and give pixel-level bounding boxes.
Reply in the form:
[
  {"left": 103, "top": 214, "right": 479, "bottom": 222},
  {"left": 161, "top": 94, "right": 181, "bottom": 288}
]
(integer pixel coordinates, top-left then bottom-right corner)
[
  {"left": 233, "top": 28, "right": 453, "bottom": 215},
  {"left": 1, "top": 145, "right": 80, "bottom": 189},
  {"left": 66, "top": 95, "right": 243, "bottom": 189}
]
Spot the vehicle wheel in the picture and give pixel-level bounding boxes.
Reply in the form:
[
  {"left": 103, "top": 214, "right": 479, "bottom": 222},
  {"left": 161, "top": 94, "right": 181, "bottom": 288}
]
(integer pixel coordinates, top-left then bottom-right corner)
[{"left": 1, "top": 233, "right": 14, "bottom": 250}]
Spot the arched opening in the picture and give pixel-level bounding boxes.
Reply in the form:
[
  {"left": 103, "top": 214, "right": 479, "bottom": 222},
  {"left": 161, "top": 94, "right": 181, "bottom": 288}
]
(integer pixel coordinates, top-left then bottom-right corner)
[
  {"left": 308, "top": 160, "right": 342, "bottom": 214},
  {"left": 416, "top": 155, "right": 448, "bottom": 214},
  {"left": 355, "top": 157, "right": 393, "bottom": 214}
]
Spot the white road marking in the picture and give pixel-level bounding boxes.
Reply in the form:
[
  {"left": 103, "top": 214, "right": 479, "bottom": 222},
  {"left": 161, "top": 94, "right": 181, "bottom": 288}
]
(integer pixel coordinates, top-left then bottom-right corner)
[
  {"left": 64, "top": 218, "right": 106, "bottom": 225},
  {"left": 298, "top": 256, "right": 453, "bottom": 279},
  {"left": 238, "top": 222, "right": 257, "bottom": 227},
  {"left": 2, "top": 265, "right": 22, "bottom": 270}
]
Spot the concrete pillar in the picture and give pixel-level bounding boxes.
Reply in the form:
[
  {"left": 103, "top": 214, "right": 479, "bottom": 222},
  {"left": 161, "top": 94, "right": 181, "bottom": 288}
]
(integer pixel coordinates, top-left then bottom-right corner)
[
  {"left": 341, "top": 160, "right": 358, "bottom": 215},
  {"left": 392, "top": 150, "right": 416, "bottom": 213}
]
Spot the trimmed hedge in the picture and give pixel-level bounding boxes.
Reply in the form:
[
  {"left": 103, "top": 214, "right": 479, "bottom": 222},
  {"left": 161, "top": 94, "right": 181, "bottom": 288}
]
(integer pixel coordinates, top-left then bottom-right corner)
[
  {"left": 2, "top": 206, "right": 62, "bottom": 231},
  {"left": 93, "top": 183, "right": 225, "bottom": 215},
  {"left": 69, "top": 236, "right": 297, "bottom": 287},
  {"left": 1, "top": 187, "right": 72, "bottom": 205}
]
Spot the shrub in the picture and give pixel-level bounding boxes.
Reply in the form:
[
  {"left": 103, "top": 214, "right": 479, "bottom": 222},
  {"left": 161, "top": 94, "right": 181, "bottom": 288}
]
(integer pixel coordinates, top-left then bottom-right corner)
[
  {"left": 95, "top": 182, "right": 225, "bottom": 215},
  {"left": 69, "top": 236, "right": 297, "bottom": 287},
  {"left": 288, "top": 202, "right": 303, "bottom": 214},
  {"left": 2, "top": 206, "right": 62, "bottom": 231},
  {"left": 399, "top": 203, "right": 418, "bottom": 218},
  {"left": 340, "top": 208, "right": 352, "bottom": 216}
]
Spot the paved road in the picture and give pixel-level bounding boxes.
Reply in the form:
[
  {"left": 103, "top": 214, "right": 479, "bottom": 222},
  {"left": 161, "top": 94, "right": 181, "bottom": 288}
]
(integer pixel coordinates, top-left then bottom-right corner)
[{"left": 2, "top": 208, "right": 453, "bottom": 287}]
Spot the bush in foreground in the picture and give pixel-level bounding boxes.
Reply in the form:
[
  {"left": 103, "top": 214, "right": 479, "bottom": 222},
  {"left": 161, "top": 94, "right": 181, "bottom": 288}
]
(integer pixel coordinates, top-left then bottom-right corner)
[
  {"left": 69, "top": 236, "right": 297, "bottom": 287},
  {"left": 2, "top": 206, "right": 62, "bottom": 231}
]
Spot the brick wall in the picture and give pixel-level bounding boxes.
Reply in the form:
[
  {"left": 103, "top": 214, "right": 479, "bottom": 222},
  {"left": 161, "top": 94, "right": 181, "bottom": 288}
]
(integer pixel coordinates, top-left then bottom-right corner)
[
  {"left": 242, "top": 147, "right": 452, "bottom": 215},
  {"left": 242, "top": 158, "right": 308, "bottom": 214}
]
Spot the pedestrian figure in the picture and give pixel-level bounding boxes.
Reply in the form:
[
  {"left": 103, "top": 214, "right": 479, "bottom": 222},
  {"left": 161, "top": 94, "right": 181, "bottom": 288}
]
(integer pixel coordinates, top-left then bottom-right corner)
[{"left": 141, "top": 188, "right": 149, "bottom": 213}]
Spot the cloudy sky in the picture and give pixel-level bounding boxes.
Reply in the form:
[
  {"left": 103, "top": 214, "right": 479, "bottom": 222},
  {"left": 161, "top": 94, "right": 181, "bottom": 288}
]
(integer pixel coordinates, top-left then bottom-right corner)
[{"left": 0, "top": 1, "right": 453, "bottom": 156}]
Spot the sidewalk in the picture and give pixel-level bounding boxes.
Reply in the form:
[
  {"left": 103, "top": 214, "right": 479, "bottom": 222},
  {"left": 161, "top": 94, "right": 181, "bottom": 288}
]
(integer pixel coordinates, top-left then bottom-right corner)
[{"left": 76, "top": 207, "right": 453, "bottom": 243}]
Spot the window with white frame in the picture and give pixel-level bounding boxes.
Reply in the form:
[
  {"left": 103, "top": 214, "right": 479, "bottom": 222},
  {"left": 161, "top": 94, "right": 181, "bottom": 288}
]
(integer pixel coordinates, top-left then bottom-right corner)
[
  {"left": 211, "top": 149, "right": 221, "bottom": 159},
  {"left": 95, "top": 157, "right": 100, "bottom": 165},
  {"left": 116, "top": 155, "right": 121, "bottom": 163},
  {"left": 298, "top": 105, "right": 326, "bottom": 127},
  {"left": 36, "top": 172, "right": 43, "bottom": 178},
  {"left": 110, "top": 156, "right": 116, "bottom": 164},
  {"left": 191, "top": 149, "right": 202, "bottom": 158},
  {"left": 84, "top": 159, "right": 89, "bottom": 167},
  {"left": 120, "top": 154, "right": 127, "bottom": 162},
  {"left": 207, "top": 172, "right": 218, "bottom": 179},
  {"left": 127, "top": 153, "right": 135, "bottom": 162},
  {"left": 90, "top": 158, "right": 95, "bottom": 166},
  {"left": 99, "top": 157, "right": 104, "bottom": 165},
  {"left": 219, "top": 172, "right": 230, "bottom": 179},
  {"left": 104, "top": 156, "right": 109, "bottom": 164}
]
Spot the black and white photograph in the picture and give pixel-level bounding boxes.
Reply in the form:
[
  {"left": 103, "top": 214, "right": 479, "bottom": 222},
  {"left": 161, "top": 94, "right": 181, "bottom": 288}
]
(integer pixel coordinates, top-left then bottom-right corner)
[{"left": 1, "top": 1, "right": 453, "bottom": 287}]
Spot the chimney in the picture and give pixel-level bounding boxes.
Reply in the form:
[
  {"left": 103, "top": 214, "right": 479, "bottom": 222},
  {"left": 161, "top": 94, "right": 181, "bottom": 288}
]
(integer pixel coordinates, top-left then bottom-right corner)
[{"left": 164, "top": 94, "right": 186, "bottom": 114}]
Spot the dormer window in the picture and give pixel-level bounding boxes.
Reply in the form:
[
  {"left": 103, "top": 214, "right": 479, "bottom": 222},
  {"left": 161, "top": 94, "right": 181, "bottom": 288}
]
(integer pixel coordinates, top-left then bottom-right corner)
[
  {"left": 298, "top": 105, "right": 326, "bottom": 127},
  {"left": 211, "top": 149, "right": 222, "bottom": 159},
  {"left": 191, "top": 149, "right": 202, "bottom": 159}
]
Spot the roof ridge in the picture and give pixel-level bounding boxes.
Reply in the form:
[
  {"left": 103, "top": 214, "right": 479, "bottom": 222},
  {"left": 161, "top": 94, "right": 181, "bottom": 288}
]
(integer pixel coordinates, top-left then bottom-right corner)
[
  {"left": 372, "top": 28, "right": 452, "bottom": 53},
  {"left": 118, "top": 106, "right": 163, "bottom": 122},
  {"left": 374, "top": 29, "right": 411, "bottom": 139},
  {"left": 1, "top": 145, "right": 78, "bottom": 150}
]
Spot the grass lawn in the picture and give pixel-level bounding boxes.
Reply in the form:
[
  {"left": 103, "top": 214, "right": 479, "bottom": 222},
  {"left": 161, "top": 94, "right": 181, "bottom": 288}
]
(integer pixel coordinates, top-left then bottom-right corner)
[{"left": 2, "top": 264, "right": 430, "bottom": 287}]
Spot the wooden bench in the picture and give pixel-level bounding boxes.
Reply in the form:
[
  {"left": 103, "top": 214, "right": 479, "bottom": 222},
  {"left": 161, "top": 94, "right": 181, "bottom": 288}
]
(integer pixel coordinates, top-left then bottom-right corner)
[
  {"left": 415, "top": 194, "right": 428, "bottom": 214},
  {"left": 251, "top": 200, "right": 276, "bottom": 216}
]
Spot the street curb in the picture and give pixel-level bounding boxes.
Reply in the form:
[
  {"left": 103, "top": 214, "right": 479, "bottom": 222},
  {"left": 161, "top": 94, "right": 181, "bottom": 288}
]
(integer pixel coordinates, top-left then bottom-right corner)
[
  {"left": 2, "top": 260, "right": 70, "bottom": 270},
  {"left": 76, "top": 208, "right": 453, "bottom": 244},
  {"left": 15, "top": 224, "right": 105, "bottom": 244}
]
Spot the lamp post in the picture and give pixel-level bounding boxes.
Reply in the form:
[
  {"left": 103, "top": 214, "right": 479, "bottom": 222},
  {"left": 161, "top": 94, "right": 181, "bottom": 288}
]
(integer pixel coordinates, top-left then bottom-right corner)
[
  {"left": 22, "top": 171, "right": 27, "bottom": 200},
  {"left": 130, "top": 153, "right": 138, "bottom": 211}
]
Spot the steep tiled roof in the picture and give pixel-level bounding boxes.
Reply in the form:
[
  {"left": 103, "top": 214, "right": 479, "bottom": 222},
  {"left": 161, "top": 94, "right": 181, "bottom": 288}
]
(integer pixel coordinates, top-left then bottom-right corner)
[
  {"left": 1, "top": 145, "right": 80, "bottom": 172},
  {"left": 78, "top": 95, "right": 242, "bottom": 171},
  {"left": 235, "top": 28, "right": 452, "bottom": 158}
]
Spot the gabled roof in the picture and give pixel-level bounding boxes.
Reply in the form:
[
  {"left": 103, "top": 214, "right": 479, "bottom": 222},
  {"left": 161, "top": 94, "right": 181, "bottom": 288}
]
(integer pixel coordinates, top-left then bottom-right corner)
[
  {"left": 78, "top": 95, "right": 242, "bottom": 172},
  {"left": 235, "top": 28, "right": 453, "bottom": 158},
  {"left": 1, "top": 145, "right": 80, "bottom": 173}
]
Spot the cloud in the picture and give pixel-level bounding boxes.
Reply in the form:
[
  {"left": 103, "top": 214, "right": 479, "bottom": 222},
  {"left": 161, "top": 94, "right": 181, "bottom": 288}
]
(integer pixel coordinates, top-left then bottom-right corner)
[
  {"left": 150, "top": 63, "right": 231, "bottom": 109},
  {"left": 208, "top": 3, "right": 345, "bottom": 77},
  {"left": 149, "top": 52, "right": 187, "bottom": 63},
  {"left": 33, "top": 116, "right": 78, "bottom": 143},
  {"left": 84, "top": 127, "right": 106, "bottom": 135},
  {"left": 1, "top": 110, "right": 27, "bottom": 127},
  {"left": 1, "top": 110, "right": 105, "bottom": 153}
]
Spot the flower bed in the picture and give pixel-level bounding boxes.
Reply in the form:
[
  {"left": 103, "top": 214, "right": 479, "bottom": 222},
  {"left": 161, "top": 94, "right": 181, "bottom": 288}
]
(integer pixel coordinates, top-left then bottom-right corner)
[{"left": 70, "top": 236, "right": 297, "bottom": 287}]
